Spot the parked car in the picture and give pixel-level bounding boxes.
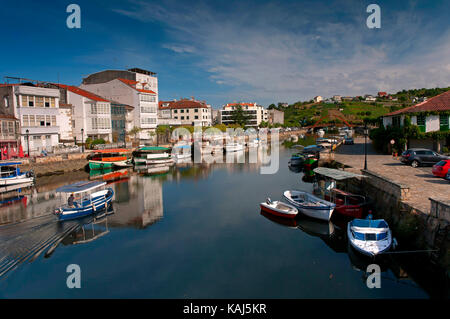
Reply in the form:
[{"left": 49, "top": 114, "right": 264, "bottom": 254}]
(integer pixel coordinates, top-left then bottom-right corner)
[
  {"left": 401, "top": 148, "right": 449, "bottom": 168},
  {"left": 445, "top": 172, "right": 450, "bottom": 182},
  {"left": 432, "top": 160, "right": 450, "bottom": 177},
  {"left": 344, "top": 137, "right": 354, "bottom": 145}
]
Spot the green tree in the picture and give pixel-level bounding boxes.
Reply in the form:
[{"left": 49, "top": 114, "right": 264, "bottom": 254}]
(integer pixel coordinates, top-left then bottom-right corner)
[
  {"left": 128, "top": 126, "right": 142, "bottom": 145},
  {"left": 231, "top": 104, "right": 250, "bottom": 127}
]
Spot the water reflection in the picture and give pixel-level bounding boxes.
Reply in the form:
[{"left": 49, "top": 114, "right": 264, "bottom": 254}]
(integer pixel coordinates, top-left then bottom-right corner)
[{"left": 0, "top": 146, "right": 447, "bottom": 298}]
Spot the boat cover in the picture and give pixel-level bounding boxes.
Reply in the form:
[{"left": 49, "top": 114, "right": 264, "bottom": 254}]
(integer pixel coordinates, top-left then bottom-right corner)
[{"left": 56, "top": 181, "right": 106, "bottom": 194}]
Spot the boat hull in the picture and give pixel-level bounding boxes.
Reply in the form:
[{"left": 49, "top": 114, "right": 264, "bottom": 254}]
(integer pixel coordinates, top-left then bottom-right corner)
[
  {"left": 347, "top": 223, "right": 392, "bottom": 257},
  {"left": 0, "top": 175, "right": 34, "bottom": 186},
  {"left": 260, "top": 202, "right": 298, "bottom": 219},
  {"left": 283, "top": 191, "right": 335, "bottom": 221},
  {"left": 89, "top": 160, "right": 115, "bottom": 170},
  {"left": 56, "top": 188, "right": 114, "bottom": 221}
]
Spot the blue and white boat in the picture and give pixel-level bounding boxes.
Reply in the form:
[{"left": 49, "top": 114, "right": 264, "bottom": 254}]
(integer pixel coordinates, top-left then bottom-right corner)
[
  {"left": 54, "top": 181, "right": 114, "bottom": 221},
  {"left": 347, "top": 218, "right": 392, "bottom": 257},
  {"left": 0, "top": 162, "right": 34, "bottom": 186},
  {"left": 283, "top": 190, "right": 335, "bottom": 221}
]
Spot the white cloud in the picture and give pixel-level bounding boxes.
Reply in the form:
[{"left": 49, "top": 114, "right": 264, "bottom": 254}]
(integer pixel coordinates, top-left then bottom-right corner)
[{"left": 113, "top": 0, "right": 450, "bottom": 105}]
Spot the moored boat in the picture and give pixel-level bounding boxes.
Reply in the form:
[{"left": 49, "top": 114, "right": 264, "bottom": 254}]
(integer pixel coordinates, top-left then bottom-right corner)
[
  {"left": 133, "top": 146, "right": 174, "bottom": 165},
  {"left": 54, "top": 181, "right": 114, "bottom": 221},
  {"left": 225, "top": 142, "right": 244, "bottom": 152},
  {"left": 283, "top": 190, "right": 335, "bottom": 221},
  {"left": 88, "top": 149, "right": 130, "bottom": 170},
  {"left": 0, "top": 162, "right": 34, "bottom": 186},
  {"left": 260, "top": 198, "right": 298, "bottom": 219},
  {"left": 172, "top": 144, "right": 192, "bottom": 159},
  {"left": 347, "top": 217, "right": 392, "bottom": 257}
]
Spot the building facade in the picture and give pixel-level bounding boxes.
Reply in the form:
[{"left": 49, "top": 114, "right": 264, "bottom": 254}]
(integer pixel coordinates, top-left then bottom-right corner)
[
  {"left": 219, "top": 103, "right": 268, "bottom": 127},
  {"left": 0, "top": 114, "right": 21, "bottom": 159},
  {"left": 158, "top": 99, "right": 212, "bottom": 127},
  {"left": 382, "top": 90, "right": 450, "bottom": 151},
  {"left": 0, "top": 83, "right": 60, "bottom": 155},
  {"left": 80, "top": 68, "right": 158, "bottom": 141},
  {"left": 268, "top": 109, "right": 284, "bottom": 125},
  {"left": 52, "top": 84, "right": 112, "bottom": 143}
]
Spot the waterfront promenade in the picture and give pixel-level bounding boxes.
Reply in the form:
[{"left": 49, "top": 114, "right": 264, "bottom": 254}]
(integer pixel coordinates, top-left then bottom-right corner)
[{"left": 335, "top": 137, "right": 449, "bottom": 214}]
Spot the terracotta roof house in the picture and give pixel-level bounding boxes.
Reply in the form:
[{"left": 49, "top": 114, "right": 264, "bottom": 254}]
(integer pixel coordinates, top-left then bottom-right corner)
[
  {"left": 158, "top": 98, "right": 211, "bottom": 127},
  {"left": 382, "top": 90, "right": 450, "bottom": 151}
]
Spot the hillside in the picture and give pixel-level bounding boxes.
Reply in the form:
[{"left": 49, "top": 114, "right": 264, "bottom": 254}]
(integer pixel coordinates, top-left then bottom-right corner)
[{"left": 276, "top": 86, "right": 450, "bottom": 127}]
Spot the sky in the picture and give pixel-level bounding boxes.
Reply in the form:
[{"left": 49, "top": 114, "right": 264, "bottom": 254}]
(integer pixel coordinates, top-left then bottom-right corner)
[{"left": 0, "top": 0, "right": 449, "bottom": 108}]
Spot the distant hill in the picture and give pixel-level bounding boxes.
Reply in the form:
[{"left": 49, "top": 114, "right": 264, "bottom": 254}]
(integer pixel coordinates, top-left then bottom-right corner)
[{"left": 271, "top": 86, "right": 450, "bottom": 127}]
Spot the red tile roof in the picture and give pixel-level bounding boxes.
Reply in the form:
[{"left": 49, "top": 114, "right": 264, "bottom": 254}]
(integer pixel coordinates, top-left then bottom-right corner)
[
  {"left": 118, "top": 78, "right": 156, "bottom": 94},
  {"left": 159, "top": 99, "right": 209, "bottom": 110},
  {"left": 385, "top": 90, "right": 450, "bottom": 116},
  {"left": 54, "top": 84, "right": 110, "bottom": 102},
  {"left": 225, "top": 102, "right": 258, "bottom": 108}
]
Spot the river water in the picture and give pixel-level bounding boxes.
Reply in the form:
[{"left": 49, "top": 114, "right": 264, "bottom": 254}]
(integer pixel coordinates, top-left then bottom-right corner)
[{"left": 0, "top": 146, "right": 447, "bottom": 298}]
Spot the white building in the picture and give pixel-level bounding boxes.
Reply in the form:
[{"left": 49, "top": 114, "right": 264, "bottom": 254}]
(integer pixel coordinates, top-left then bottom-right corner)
[
  {"left": 0, "top": 83, "right": 60, "bottom": 154},
  {"left": 54, "top": 84, "right": 112, "bottom": 142},
  {"left": 158, "top": 98, "right": 212, "bottom": 127},
  {"left": 219, "top": 102, "right": 268, "bottom": 127},
  {"left": 313, "top": 96, "right": 323, "bottom": 103},
  {"left": 80, "top": 68, "right": 158, "bottom": 141}
]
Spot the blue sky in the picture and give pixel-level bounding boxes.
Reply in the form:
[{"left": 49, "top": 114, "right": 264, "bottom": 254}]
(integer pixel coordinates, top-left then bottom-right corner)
[{"left": 0, "top": 0, "right": 449, "bottom": 108}]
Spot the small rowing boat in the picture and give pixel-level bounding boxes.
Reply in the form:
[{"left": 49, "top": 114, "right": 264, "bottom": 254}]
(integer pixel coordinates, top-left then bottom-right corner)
[
  {"left": 347, "top": 217, "right": 392, "bottom": 257},
  {"left": 260, "top": 198, "right": 298, "bottom": 219},
  {"left": 283, "top": 190, "right": 335, "bottom": 221}
]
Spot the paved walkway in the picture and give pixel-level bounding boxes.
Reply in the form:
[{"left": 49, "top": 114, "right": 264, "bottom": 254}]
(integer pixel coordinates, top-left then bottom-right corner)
[{"left": 335, "top": 137, "right": 449, "bottom": 213}]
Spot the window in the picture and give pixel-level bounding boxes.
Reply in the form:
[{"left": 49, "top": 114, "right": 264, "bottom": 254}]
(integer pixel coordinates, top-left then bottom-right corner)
[
  {"left": 52, "top": 115, "right": 56, "bottom": 126},
  {"left": 195, "top": 109, "right": 198, "bottom": 113},
  {"left": 22, "top": 95, "right": 28, "bottom": 107},
  {"left": 417, "top": 115, "right": 426, "bottom": 132},
  {"left": 174, "top": 109, "right": 178, "bottom": 113},
  {"left": 29, "top": 115, "right": 35, "bottom": 127},
  {"left": 8, "top": 121, "right": 13, "bottom": 133},
  {"left": 181, "top": 109, "right": 184, "bottom": 113},
  {"left": 140, "top": 106, "right": 156, "bottom": 113},
  {"left": 141, "top": 117, "right": 156, "bottom": 125},
  {"left": 3, "top": 96, "right": 9, "bottom": 108},
  {"left": 440, "top": 115, "right": 449, "bottom": 131},
  {"left": 45, "top": 97, "right": 50, "bottom": 107},
  {"left": 392, "top": 116, "right": 400, "bottom": 127},
  {"left": 37, "top": 115, "right": 45, "bottom": 126},
  {"left": 28, "top": 96, "right": 34, "bottom": 107},
  {"left": 50, "top": 97, "right": 55, "bottom": 107},
  {"left": 186, "top": 116, "right": 189, "bottom": 120},
  {"left": 195, "top": 116, "right": 198, "bottom": 119},
  {"left": 22, "top": 115, "right": 29, "bottom": 127},
  {"left": 181, "top": 116, "right": 185, "bottom": 120},
  {"left": 36, "top": 96, "right": 44, "bottom": 107},
  {"left": 139, "top": 94, "right": 156, "bottom": 102},
  {"left": 45, "top": 115, "right": 52, "bottom": 126}
]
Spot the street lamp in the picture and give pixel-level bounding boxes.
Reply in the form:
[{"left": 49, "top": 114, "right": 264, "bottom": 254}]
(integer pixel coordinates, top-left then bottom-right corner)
[
  {"left": 364, "top": 124, "right": 369, "bottom": 170},
  {"left": 25, "top": 129, "right": 30, "bottom": 157},
  {"left": 81, "top": 128, "right": 84, "bottom": 153}
]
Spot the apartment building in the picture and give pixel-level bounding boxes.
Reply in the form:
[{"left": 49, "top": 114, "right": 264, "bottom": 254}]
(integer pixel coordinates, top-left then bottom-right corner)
[
  {"left": 219, "top": 102, "right": 268, "bottom": 127},
  {"left": 111, "top": 101, "right": 134, "bottom": 143},
  {"left": 51, "top": 84, "right": 113, "bottom": 142},
  {"left": 158, "top": 98, "right": 212, "bottom": 127},
  {"left": 0, "top": 114, "right": 21, "bottom": 159},
  {"left": 0, "top": 82, "right": 60, "bottom": 154},
  {"left": 80, "top": 68, "right": 158, "bottom": 141}
]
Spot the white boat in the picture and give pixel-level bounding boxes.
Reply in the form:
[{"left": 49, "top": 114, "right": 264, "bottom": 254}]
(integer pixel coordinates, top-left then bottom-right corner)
[
  {"left": 283, "top": 190, "right": 335, "bottom": 221},
  {"left": 172, "top": 144, "right": 192, "bottom": 159},
  {"left": 0, "top": 162, "right": 34, "bottom": 186},
  {"left": 133, "top": 147, "right": 174, "bottom": 165},
  {"left": 247, "top": 139, "right": 259, "bottom": 148},
  {"left": 347, "top": 218, "right": 392, "bottom": 257},
  {"left": 211, "top": 145, "right": 223, "bottom": 154},
  {"left": 225, "top": 143, "right": 244, "bottom": 152},
  {"left": 260, "top": 198, "right": 298, "bottom": 219}
]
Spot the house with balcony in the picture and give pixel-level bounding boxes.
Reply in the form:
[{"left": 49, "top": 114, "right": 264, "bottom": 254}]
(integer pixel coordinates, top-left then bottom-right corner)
[
  {"left": 219, "top": 102, "right": 268, "bottom": 127},
  {"left": 158, "top": 98, "right": 212, "bottom": 127},
  {"left": 382, "top": 90, "right": 450, "bottom": 151},
  {"left": 0, "top": 82, "right": 60, "bottom": 155},
  {"left": 51, "top": 84, "right": 112, "bottom": 143},
  {"left": 0, "top": 114, "right": 21, "bottom": 159},
  {"left": 80, "top": 68, "right": 158, "bottom": 141}
]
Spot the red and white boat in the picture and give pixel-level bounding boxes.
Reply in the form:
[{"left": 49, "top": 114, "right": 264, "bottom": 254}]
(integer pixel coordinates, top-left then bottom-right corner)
[{"left": 260, "top": 198, "right": 298, "bottom": 219}]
